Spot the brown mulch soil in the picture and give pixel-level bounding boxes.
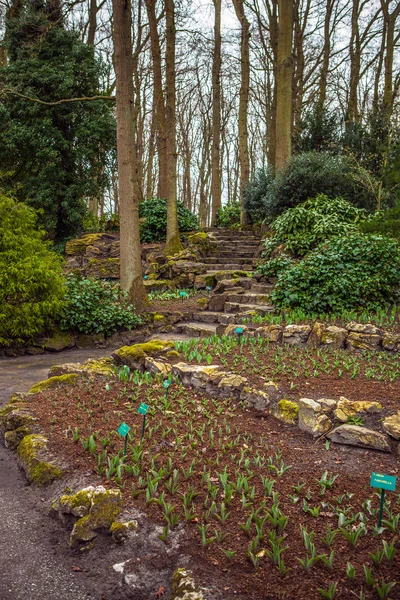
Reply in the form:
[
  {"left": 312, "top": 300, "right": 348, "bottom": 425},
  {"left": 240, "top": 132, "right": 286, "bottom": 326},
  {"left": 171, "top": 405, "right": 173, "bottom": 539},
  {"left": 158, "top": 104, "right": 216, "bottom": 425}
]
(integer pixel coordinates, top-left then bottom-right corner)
[{"left": 31, "top": 361, "right": 400, "bottom": 600}]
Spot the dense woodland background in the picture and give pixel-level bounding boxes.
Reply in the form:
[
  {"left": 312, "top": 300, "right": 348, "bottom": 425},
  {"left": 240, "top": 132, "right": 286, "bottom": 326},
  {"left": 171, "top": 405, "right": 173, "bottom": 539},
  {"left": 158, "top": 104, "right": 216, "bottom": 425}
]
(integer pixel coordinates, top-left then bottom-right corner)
[{"left": 0, "top": 0, "right": 399, "bottom": 235}]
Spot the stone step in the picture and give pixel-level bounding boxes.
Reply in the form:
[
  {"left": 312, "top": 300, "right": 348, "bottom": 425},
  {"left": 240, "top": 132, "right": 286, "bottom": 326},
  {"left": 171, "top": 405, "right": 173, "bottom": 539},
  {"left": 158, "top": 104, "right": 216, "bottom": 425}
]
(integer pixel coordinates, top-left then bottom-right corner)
[
  {"left": 206, "top": 264, "right": 255, "bottom": 271},
  {"left": 175, "top": 322, "right": 218, "bottom": 338},
  {"left": 204, "top": 257, "right": 258, "bottom": 265},
  {"left": 195, "top": 311, "right": 223, "bottom": 323},
  {"left": 210, "top": 245, "right": 259, "bottom": 253},
  {"left": 227, "top": 293, "right": 271, "bottom": 305},
  {"left": 224, "top": 302, "right": 275, "bottom": 315},
  {"left": 216, "top": 251, "right": 256, "bottom": 258},
  {"left": 210, "top": 239, "right": 260, "bottom": 246},
  {"left": 250, "top": 283, "right": 274, "bottom": 293}
]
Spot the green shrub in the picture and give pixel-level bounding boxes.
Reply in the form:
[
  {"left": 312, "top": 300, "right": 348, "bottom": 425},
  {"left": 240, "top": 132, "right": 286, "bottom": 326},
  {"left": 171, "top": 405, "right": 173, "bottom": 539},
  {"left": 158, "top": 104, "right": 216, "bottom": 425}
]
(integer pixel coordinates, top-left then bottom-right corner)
[
  {"left": 0, "top": 195, "right": 65, "bottom": 345},
  {"left": 360, "top": 205, "right": 400, "bottom": 241},
  {"left": 139, "top": 198, "right": 198, "bottom": 242},
  {"left": 271, "top": 233, "right": 400, "bottom": 314},
  {"left": 243, "top": 169, "right": 274, "bottom": 224},
  {"left": 264, "top": 194, "right": 364, "bottom": 257},
  {"left": 60, "top": 276, "right": 142, "bottom": 335},
  {"left": 215, "top": 202, "right": 241, "bottom": 228},
  {"left": 257, "top": 254, "right": 295, "bottom": 278},
  {"left": 253, "top": 152, "right": 382, "bottom": 222}
]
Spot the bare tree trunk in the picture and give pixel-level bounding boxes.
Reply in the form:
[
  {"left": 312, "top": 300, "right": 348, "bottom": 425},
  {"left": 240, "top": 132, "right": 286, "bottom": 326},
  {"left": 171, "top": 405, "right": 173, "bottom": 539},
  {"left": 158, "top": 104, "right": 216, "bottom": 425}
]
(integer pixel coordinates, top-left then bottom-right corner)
[
  {"left": 211, "top": 0, "right": 222, "bottom": 225},
  {"left": 145, "top": 0, "right": 168, "bottom": 199},
  {"left": 317, "top": 0, "right": 335, "bottom": 111},
  {"left": 112, "top": 0, "right": 148, "bottom": 311},
  {"left": 275, "top": 0, "right": 293, "bottom": 171},
  {"left": 232, "top": 0, "right": 250, "bottom": 226},
  {"left": 146, "top": 104, "right": 156, "bottom": 198},
  {"left": 348, "top": 0, "right": 361, "bottom": 123},
  {"left": 164, "top": 0, "right": 182, "bottom": 254},
  {"left": 380, "top": 0, "right": 400, "bottom": 119},
  {"left": 87, "top": 0, "right": 97, "bottom": 46}
]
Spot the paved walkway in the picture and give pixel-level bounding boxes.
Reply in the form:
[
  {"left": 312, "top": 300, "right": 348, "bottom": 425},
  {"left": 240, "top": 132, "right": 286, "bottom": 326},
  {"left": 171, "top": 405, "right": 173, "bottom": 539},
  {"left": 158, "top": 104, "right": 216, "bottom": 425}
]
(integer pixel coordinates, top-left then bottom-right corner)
[{"left": 0, "top": 348, "right": 114, "bottom": 600}]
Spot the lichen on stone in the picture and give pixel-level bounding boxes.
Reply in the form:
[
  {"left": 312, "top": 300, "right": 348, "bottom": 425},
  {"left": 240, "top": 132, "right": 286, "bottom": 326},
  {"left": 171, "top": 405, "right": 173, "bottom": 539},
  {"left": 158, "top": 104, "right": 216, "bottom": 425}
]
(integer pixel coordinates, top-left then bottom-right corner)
[
  {"left": 170, "top": 568, "right": 204, "bottom": 600},
  {"left": 17, "top": 434, "right": 61, "bottom": 484},
  {"left": 275, "top": 399, "right": 299, "bottom": 424},
  {"left": 113, "top": 339, "right": 174, "bottom": 368},
  {"left": 29, "top": 374, "right": 78, "bottom": 394}
]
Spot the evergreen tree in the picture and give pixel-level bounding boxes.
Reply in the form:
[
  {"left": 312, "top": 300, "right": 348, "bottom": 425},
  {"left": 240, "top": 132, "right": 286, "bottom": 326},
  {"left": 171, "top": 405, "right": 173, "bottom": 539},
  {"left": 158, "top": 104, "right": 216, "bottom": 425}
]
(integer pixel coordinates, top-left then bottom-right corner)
[{"left": 0, "top": 0, "right": 115, "bottom": 240}]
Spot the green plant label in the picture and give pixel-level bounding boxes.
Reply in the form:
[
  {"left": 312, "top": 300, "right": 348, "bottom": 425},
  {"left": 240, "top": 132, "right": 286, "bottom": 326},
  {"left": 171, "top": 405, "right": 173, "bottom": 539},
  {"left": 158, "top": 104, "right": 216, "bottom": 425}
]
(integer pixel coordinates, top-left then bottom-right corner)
[
  {"left": 370, "top": 472, "right": 397, "bottom": 491},
  {"left": 206, "top": 286, "right": 213, "bottom": 291},
  {"left": 143, "top": 275, "right": 148, "bottom": 280},
  {"left": 138, "top": 402, "right": 149, "bottom": 415},
  {"left": 235, "top": 327, "right": 244, "bottom": 334},
  {"left": 162, "top": 379, "right": 172, "bottom": 389},
  {"left": 117, "top": 422, "right": 130, "bottom": 437},
  {"left": 179, "top": 291, "right": 187, "bottom": 297}
]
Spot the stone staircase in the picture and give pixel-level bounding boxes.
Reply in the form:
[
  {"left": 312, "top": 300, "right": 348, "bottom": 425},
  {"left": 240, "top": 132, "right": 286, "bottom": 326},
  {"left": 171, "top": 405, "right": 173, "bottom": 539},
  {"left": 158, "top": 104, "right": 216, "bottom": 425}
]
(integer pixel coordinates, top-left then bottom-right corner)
[{"left": 176, "top": 228, "right": 275, "bottom": 338}]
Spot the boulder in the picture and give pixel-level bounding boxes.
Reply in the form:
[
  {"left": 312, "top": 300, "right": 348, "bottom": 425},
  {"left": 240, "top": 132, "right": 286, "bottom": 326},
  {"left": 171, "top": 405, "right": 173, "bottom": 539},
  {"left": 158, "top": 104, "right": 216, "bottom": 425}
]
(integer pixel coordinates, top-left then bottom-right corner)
[
  {"left": 272, "top": 399, "right": 299, "bottom": 424},
  {"left": 282, "top": 325, "right": 311, "bottom": 346},
  {"left": 144, "top": 357, "right": 172, "bottom": 378},
  {"left": 35, "top": 329, "right": 76, "bottom": 352},
  {"left": 334, "top": 397, "right": 382, "bottom": 423},
  {"left": 346, "top": 322, "right": 382, "bottom": 335},
  {"left": 170, "top": 568, "right": 204, "bottom": 600},
  {"left": 86, "top": 258, "right": 120, "bottom": 279},
  {"left": 254, "top": 325, "right": 283, "bottom": 343},
  {"left": 29, "top": 374, "right": 78, "bottom": 394},
  {"left": 112, "top": 339, "right": 174, "bottom": 370},
  {"left": 217, "top": 374, "right": 248, "bottom": 396},
  {"left": 17, "top": 434, "right": 62, "bottom": 484},
  {"left": 347, "top": 332, "right": 382, "bottom": 351},
  {"left": 317, "top": 398, "right": 338, "bottom": 413},
  {"left": 297, "top": 398, "right": 332, "bottom": 438},
  {"left": 240, "top": 387, "right": 270, "bottom": 411},
  {"left": 382, "top": 333, "right": 400, "bottom": 353},
  {"left": 223, "top": 324, "right": 249, "bottom": 337},
  {"left": 51, "top": 486, "right": 123, "bottom": 548},
  {"left": 382, "top": 412, "right": 400, "bottom": 440},
  {"left": 309, "top": 323, "right": 347, "bottom": 349},
  {"left": 49, "top": 357, "right": 114, "bottom": 378},
  {"left": 172, "top": 363, "right": 221, "bottom": 388},
  {"left": 208, "top": 293, "right": 231, "bottom": 312},
  {"left": 76, "top": 333, "right": 105, "bottom": 348},
  {"left": 328, "top": 425, "right": 391, "bottom": 452}
]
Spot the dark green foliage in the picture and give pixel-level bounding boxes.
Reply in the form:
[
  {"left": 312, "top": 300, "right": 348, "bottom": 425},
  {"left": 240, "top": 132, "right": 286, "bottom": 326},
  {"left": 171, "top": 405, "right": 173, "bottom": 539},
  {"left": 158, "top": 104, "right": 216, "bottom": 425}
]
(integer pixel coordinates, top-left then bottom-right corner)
[
  {"left": 263, "top": 194, "right": 364, "bottom": 257},
  {"left": 252, "top": 152, "right": 381, "bottom": 223},
  {"left": 271, "top": 234, "right": 400, "bottom": 314},
  {"left": 243, "top": 170, "right": 274, "bottom": 224},
  {"left": 360, "top": 205, "right": 400, "bottom": 241},
  {"left": 139, "top": 198, "right": 198, "bottom": 242},
  {"left": 294, "top": 108, "right": 340, "bottom": 154},
  {"left": 0, "top": 194, "right": 65, "bottom": 345},
  {"left": 0, "top": 3, "right": 116, "bottom": 240},
  {"left": 257, "top": 254, "right": 294, "bottom": 279},
  {"left": 60, "top": 276, "right": 142, "bottom": 335},
  {"left": 215, "top": 202, "right": 241, "bottom": 228}
]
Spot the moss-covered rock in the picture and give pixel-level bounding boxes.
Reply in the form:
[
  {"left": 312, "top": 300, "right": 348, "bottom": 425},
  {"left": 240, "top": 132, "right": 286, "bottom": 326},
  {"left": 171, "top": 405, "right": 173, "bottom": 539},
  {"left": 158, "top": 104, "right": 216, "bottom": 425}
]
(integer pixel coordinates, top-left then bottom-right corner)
[
  {"left": 86, "top": 258, "right": 120, "bottom": 279},
  {"left": 112, "top": 339, "right": 175, "bottom": 369},
  {"left": 196, "top": 298, "right": 209, "bottom": 309},
  {"left": 144, "top": 279, "right": 176, "bottom": 293},
  {"left": 35, "top": 329, "right": 76, "bottom": 352},
  {"left": 4, "top": 426, "right": 32, "bottom": 450},
  {"left": 65, "top": 234, "right": 104, "bottom": 256},
  {"left": 29, "top": 374, "right": 78, "bottom": 394},
  {"left": 334, "top": 397, "right": 382, "bottom": 423},
  {"left": 110, "top": 520, "right": 138, "bottom": 543},
  {"left": 17, "top": 434, "right": 62, "bottom": 484},
  {"left": 49, "top": 358, "right": 113, "bottom": 378},
  {"left": 0, "top": 393, "right": 37, "bottom": 434},
  {"left": 274, "top": 399, "right": 299, "bottom": 424},
  {"left": 166, "top": 350, "right": 180, "bottom": 360},
  {"left": 76, "top": 332, "right": 105, "bottom": 349},
  {"left": 53, "top": 486, "right": 123, "bottom": 547},
  {"left": 170, "top": 568, "right": 204, "bottom": 600}
]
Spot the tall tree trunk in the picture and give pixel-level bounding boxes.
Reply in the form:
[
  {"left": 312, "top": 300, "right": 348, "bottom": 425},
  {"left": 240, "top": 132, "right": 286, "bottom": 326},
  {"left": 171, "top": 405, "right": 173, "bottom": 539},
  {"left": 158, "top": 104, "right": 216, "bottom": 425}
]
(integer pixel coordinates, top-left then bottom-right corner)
[
  {"left": 87, "top": 0, "right": 97, "bottom": 46},
  {"left": 275, "top": 0, "right": 293, "bottom": 171},
  {"left": 232, "top": 0, "right": 250, "bottom": 226},
  {"left": 380, "top": 0, "right": 400, "bottom": 120},
  {"left": 348, "top": 0, "right": 361, "bottom": 123},
  {"left": 146, "top": 104, "right": 156, "bottom": 198},
  {"left": 145, "top": 0, "right": 168, "bottom": 199},
  {"left": 317, "top": 0, "right": 335, "bottom": 112},
  {"left": 164, "top": 0, "right": 181, "bottom": 254},
  {"left": 211, "top": 0, "right": 222, "bottom": 225},
  {"left": 112, "top": 0, "right": 148, "bottom": 311}
]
